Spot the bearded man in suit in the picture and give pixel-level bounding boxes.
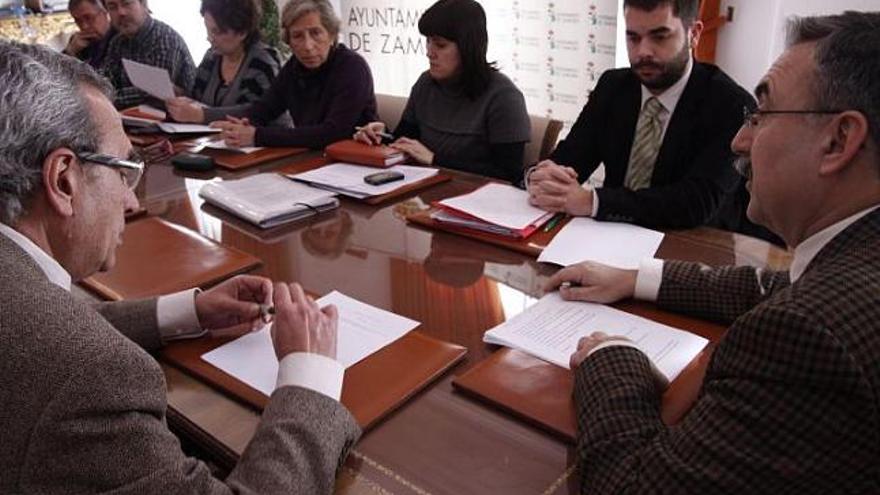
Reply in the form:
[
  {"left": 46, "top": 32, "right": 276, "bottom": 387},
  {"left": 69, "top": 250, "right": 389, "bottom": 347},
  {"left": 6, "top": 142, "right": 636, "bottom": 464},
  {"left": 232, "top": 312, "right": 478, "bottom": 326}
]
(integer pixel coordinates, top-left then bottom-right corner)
[
  {"left": 545, "top": 10, "right": 880, "bottom": 493},
  {"left": 528, "top": 0, "right": 776, "bottom": 242},
  {"left": 0, "top": 40, "right": 358, "bottom": 494}
]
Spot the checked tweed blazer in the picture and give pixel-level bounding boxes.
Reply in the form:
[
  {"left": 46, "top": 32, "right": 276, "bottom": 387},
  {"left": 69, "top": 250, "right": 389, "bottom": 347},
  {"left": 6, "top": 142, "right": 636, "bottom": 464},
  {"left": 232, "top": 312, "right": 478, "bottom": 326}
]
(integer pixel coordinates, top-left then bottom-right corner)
[
  {"left": 574, "top": 207, "right": 880, "bottom": 494},
  {"left": 0, "top": 233, "right": 360, "bottom": 494}
]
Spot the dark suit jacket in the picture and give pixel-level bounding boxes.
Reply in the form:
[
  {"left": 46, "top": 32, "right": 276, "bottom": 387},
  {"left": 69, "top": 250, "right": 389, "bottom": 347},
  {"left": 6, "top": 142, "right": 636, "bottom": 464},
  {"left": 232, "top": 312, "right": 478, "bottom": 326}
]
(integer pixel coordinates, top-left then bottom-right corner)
[
  {"left": 550, "top": 63, "right": 754, "bottom": 229},
  {"left": 0, "top": 233, "right": 360, "bottom": 494},
  {"left": 573, "top": 208, "right": 880, "bottom": 493}
]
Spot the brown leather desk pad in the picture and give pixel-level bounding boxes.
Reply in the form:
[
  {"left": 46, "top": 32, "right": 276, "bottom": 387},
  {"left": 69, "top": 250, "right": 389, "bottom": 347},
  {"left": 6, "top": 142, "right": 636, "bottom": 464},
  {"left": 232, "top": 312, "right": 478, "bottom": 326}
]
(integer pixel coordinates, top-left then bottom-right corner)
[
  {"left": 277, "top": 158, "right": 454, "bottom": 205},
  {"left": 406, "top": 208, "right": 571, "bottom": 257},
  {"left": 207, "top": 147, "right": 308, "bottom": 170},
  {"left": 80, "top": 216, "right": 262, "bottom": 301},
  {"left": 161, "top": 330, "right": 467, "bottom": 430},
  {"left": 452, "top": 301, "right": 723, "bottom": 443}
]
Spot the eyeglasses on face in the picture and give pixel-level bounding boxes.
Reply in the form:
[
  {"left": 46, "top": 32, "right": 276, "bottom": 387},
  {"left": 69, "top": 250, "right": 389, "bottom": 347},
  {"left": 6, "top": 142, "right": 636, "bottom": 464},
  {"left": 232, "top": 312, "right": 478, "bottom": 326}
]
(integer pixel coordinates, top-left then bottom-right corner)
[
  {"left": 741, "top": 106, "right": 845, "bottom": 128},
  {"left": 75, "top": 151, "right": 144, "bottom": 190}
]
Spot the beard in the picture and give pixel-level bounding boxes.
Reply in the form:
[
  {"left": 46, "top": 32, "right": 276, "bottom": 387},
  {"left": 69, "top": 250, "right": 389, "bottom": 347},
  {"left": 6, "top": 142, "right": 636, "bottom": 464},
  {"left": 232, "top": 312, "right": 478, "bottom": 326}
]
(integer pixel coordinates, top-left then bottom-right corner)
[{"left": 632, "top": 41, "right": 691, "bottom": 91}]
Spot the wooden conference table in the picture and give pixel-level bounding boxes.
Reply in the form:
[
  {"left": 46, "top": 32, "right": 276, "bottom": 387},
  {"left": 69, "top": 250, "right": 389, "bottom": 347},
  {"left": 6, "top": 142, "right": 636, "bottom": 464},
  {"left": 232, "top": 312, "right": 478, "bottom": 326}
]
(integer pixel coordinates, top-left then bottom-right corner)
[{"left": 132, "top": 150, "right": 791, "bottom": 495}]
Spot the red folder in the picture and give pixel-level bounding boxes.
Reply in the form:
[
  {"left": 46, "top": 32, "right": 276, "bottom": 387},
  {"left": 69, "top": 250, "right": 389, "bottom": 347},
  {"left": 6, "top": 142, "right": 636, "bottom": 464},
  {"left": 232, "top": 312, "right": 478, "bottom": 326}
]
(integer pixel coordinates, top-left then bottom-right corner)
[
  {"left": 431, "top": 202, "right": 550, "bottom": 240},
  {"left": 324, "top": 139, "right": 405, "bottom": 168}
]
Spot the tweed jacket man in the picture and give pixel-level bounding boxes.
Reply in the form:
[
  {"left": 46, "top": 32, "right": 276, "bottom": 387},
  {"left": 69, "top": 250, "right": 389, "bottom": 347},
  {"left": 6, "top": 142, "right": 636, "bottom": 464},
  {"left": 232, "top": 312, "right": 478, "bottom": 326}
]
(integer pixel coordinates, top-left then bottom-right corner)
[
  {"left": 0, "top": 233, "right": 360, "bottom": 494},
  {"left": 574, "top": 207, "right": 880, "bottom": 493}
]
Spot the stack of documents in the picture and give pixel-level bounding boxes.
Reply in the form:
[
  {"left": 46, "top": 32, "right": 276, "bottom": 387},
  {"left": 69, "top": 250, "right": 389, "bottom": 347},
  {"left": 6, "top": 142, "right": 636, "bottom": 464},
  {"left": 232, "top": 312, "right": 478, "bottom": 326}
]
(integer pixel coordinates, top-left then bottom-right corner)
[
  {"left": 201, "top": 291, "right": 421, "bottom": 396},
  {"left": 289, "top": 163, "right": 439, "bottom": 199},
  {"left": 432, "top": 183, "right": 554, "bottom": 238},
  {"left": 537, "top": 217, "right": 665, "bottom": 269},
  {"left": 483, "top": 292, "right": 708, "bottom": 381},
  {"left": 198, "top": 173, "right": 338, "bottom": 228}
]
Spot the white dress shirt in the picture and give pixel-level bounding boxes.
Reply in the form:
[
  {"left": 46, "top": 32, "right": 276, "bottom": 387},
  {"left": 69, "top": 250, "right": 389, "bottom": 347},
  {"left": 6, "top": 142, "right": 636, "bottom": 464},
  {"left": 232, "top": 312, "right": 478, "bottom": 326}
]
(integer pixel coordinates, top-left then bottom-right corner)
[{"left": 0, "top": 223, "right": 343, "bottom": 400}]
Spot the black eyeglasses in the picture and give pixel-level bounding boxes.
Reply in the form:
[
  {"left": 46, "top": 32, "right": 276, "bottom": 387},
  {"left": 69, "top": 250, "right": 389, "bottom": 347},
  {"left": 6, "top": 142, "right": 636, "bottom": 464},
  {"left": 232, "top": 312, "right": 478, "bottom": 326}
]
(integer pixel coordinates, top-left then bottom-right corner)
[
  {"left": 742, "top": 106, "right": 844, "bottom": 128},
  {"left": 75, "top": 151, "right": 144, "bottom": 190}
]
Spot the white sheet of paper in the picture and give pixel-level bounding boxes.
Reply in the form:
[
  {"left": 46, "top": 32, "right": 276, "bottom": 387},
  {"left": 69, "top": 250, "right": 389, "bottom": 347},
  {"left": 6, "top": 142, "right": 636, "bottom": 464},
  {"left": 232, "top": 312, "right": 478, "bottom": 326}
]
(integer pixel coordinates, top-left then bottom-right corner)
[
  {"left": 156, "top": 123, "right": 221, "bottom": 134},
  {"left": 537, "top": 217, "right": 665, "bottom": 269},
  {"left": 438, "top": 183, "right": 550, "bottom": 230},
  {"left": 201, "top": 291, "right": 420, "bottom": 396},
  {"left": 203, "top": 140, "right": 263, "bottom": 154},
  {"left": 122, "top": 59, "right": 175, "bottom": 100},
  {"left": 483, "top": 292, "right": 708, "bottom": 381},
  {"left": 290, "top": 163, "right": 438, "bottom": 198}
]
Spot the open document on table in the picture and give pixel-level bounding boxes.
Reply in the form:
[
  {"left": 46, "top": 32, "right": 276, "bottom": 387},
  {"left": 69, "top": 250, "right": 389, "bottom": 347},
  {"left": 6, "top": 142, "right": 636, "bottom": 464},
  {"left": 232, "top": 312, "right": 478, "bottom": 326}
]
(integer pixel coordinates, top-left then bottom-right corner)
[
  {"left": 201, "top": 291, "right": 421, "bottom": 396},
  {"left": 289, "top": 163, "right": 439, "bottom": 199},
  {"left": 483, "top": 292, "right": 708, "bottom": 382},
  {"left": 537, "top": 217, "right": 665, "bottom": 269}
]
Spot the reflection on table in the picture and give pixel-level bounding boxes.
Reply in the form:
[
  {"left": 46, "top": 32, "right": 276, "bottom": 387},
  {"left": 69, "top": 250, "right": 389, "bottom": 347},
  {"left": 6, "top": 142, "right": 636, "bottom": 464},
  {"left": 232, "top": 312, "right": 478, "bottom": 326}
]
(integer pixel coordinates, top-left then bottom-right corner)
[{"left": 136, "top": 153, "right": 791, "bottom": 495}]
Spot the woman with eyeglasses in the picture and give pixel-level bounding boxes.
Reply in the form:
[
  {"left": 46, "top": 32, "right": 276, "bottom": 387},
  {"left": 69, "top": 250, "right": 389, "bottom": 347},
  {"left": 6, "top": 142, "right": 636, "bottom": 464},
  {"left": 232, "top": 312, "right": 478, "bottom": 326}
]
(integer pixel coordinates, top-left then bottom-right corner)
[
  {"left": 178, "top": 0, "right": 378, "bottom": 149},
  {"left": 354, "top": 0, "right": 530, "bottom": 184},
  {"left": 166, "top": 0, "right": 283, "bottom": 125}
]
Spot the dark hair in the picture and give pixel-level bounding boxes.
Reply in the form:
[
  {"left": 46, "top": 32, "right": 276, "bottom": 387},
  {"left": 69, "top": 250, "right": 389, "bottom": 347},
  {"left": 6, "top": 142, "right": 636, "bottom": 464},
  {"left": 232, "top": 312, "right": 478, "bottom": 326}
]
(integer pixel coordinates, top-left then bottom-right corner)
[
  {"left": 787, "top": 11, "right": 880, "bottom": 164},
  {"left": 418, "top": 0, "right": 496, "bottom": 99},
  {"left": 623, "top": 0, "right": 701, "bottom": 27},
  {"left": 200, "top": 0, "right": 262, "bottom": 46},
  {"left": 68, "top": 0, "right": 103, "bottom": 11}
]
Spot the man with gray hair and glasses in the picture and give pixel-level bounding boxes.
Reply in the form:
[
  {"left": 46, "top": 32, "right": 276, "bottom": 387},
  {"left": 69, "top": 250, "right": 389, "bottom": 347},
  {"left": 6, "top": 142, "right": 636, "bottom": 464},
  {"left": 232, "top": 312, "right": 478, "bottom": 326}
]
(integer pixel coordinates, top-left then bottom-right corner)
[
  {"left": 0, "top": 41, "right": 359, "bottom": 494},
  {"left": 542, "top": 11, "right": 880, "bottom": 493}
]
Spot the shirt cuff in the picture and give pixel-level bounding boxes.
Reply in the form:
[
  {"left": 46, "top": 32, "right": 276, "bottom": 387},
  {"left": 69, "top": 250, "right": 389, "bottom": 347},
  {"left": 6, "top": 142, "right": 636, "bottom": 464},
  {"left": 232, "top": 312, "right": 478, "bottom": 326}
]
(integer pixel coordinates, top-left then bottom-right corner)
[
  {"left": 634, "top": 258, "right": 664, "bottom": 301},
  {"left": 589, "top": 188, "right": 599, "bottom": 217},
  {"left": 524, "top": 165, "right": 538, "bottom": 189},
  {"left": 586, "top": 340, "right": 641, "bottom": 358},
  {"left": 276, "top": 352, "right": 345, "bottom": 401},
  {"left": 156, "top": 288, "right": 206, "bottom": 341}
]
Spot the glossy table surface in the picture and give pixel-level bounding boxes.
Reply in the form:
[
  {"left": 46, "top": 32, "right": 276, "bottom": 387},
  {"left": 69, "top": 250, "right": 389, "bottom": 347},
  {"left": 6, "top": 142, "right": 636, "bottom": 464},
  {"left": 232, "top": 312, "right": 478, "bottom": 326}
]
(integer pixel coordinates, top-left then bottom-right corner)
[{"left": 135, "top": 150, "right": 792, "bottom": 495}]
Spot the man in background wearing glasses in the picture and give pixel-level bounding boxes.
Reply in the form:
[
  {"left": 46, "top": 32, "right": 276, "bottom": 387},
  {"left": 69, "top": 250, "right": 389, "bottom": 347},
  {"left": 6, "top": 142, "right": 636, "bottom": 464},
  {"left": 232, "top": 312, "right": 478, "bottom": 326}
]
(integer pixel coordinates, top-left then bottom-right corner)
[
  {"left": 0, "top": 41, "right": 358, "bottom": 493},
  {"left": 545, "top": 11, "right": 880, "bottom": 493}
]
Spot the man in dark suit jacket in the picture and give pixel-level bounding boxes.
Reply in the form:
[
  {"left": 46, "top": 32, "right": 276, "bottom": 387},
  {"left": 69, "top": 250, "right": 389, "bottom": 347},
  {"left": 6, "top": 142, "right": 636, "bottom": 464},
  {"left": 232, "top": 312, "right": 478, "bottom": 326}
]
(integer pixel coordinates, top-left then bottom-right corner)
[
  {"left": 0, "top": 41, "right": 358, "bottom": 493},
  {"left": 528, "top": 0, "right": 760, "bottom": 233},
  {"left": 545, "top": 11, "right": 880, "bottom": 493}
]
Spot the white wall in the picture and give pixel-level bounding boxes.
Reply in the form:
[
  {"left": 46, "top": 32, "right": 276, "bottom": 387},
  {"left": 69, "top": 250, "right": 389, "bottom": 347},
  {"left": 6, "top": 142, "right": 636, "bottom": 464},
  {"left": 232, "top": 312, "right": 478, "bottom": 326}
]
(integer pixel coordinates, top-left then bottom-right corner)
[
  {"left": 151, "top": 0, "right": 209, "bottom": 61},
  {"left": 715, "top": 0, "right": 880, "bottom": 93}
]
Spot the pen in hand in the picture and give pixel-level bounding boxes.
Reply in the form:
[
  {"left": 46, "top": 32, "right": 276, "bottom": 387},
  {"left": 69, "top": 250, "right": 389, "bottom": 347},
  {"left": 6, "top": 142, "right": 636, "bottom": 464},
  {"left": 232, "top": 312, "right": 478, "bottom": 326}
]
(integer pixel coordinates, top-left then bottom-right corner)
[
  {"left": 355, "top": 126, "right": 394, "bottom": 141},
  {"left": 259, "top": 304, "right": 275, "bottom": 324}
]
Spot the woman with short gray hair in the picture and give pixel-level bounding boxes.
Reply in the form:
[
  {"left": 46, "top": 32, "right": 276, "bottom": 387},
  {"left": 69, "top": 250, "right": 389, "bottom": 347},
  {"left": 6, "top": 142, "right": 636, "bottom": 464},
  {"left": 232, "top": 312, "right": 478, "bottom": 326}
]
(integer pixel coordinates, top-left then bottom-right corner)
[
  {"left": 206, "top": 0, "right": 378, "bottom": 149},
  {"left": 281, "top": 0, "right": 340, "bottom": 42}
]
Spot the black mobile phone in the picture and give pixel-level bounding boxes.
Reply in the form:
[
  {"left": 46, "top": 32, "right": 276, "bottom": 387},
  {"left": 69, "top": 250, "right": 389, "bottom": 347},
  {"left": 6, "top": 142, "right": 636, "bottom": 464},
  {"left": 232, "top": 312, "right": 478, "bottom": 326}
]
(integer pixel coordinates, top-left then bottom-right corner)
[{"left": 364, "top": 171, "right": 405, "bottom": 186}]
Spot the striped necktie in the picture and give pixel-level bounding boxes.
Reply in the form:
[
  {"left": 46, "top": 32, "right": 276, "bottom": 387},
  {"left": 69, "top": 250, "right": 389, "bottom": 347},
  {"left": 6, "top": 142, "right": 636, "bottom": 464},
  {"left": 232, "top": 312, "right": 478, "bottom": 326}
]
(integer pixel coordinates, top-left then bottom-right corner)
[{"left": 624, "top": 97, "right": 665, "bottom": 190}]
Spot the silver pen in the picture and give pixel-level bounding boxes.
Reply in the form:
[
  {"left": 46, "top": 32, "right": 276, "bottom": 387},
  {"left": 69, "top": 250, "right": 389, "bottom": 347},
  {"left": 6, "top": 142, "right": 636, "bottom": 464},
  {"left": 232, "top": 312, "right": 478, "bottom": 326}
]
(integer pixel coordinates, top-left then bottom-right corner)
[
  {"left": 259, "top": 304, "right": 275, "bottom": 323},
  {"left": 355, "top": 126, "right": 394, "bottom": 140}
]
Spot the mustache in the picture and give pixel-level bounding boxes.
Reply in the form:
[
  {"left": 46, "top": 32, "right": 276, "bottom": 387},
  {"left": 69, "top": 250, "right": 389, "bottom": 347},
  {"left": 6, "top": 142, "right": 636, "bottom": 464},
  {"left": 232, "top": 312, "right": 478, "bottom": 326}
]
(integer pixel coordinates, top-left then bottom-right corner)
[
  {"left": 632, "top": 60, "right": 662, "bottom": 71},
  {"left": 733, "top": 156, "right": 752, "bottom": 179}
]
